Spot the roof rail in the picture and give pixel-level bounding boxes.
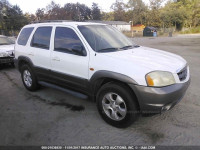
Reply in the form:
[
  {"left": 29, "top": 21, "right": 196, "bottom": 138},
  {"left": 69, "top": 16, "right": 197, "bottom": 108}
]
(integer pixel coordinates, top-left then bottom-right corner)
[{"left": 30, "top": 20, "right": 74, "bottom": 24}]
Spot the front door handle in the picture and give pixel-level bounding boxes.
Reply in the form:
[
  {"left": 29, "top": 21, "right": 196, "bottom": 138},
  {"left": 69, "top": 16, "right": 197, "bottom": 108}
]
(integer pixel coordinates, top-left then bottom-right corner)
[
  {"left": 52, "top": 57, "right": 60, "bottom": 61},
  {"left": 28, "top": 52, "right": 34, "bottom": 56}
]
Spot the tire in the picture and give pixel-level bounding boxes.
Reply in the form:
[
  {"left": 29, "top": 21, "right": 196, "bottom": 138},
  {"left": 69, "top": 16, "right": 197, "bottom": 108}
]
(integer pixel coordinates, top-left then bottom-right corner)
[
  {"left": 97, "top": 82, "right": 139, "bottom": 128},
  {"left": 21, "top": 64, "right": 40, "bottom": 91}
]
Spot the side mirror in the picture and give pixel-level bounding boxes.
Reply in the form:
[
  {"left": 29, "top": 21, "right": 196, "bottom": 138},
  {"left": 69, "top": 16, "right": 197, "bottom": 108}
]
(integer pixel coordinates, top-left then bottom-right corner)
[{"left": 72, "top": 45, "right": 86, "bottom": 56}]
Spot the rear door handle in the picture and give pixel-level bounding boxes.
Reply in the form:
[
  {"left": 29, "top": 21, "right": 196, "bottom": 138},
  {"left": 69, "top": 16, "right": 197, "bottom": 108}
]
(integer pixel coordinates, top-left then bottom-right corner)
[{"left": 52, "top": 57, "right": 60, "bottom": 61}]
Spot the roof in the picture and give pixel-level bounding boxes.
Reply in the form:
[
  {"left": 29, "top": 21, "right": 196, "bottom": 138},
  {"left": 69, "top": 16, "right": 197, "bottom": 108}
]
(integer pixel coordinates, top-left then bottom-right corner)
[
  {"left": 25, "top": 20, "right": 106, "bottom": 28},
  {"left": 86, "top": 20, "right": 130, "bottom": 25},
  {"left": 24, "top": 20, "right": 130, "bottom": 29},
  {"left": 31, "top": 20, "right": 72, "bottom": 24}
]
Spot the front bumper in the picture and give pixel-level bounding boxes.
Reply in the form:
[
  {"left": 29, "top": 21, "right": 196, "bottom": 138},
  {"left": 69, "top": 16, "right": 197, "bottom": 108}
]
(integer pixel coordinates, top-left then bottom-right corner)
[
  {"left": 129, "top": 78, "right": 191, "bottom": 114},
  {"left": 0, "top": 57, "right": 14, "bottom": 64}
]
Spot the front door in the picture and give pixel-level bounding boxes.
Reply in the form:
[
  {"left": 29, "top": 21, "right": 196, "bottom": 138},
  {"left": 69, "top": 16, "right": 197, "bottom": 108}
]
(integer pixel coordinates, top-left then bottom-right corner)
[{"left": 50, "top": 26, "right": 89, "bottom": 90}]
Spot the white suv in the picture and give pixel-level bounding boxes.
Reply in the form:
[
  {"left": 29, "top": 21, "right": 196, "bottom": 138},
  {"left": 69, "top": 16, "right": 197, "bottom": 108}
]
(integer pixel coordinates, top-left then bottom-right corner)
[{"left": 15, "top": 21, "right": 190, "bottom": 128}]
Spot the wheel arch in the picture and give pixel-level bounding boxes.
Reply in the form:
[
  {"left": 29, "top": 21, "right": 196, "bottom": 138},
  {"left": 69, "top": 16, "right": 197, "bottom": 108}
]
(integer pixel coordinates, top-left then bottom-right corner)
[
  {"left": 17, "top": 56, "right": 34, "bottom": 72},
  {"left": 89, "top": 70, "right": 140, "bottom": 110}
]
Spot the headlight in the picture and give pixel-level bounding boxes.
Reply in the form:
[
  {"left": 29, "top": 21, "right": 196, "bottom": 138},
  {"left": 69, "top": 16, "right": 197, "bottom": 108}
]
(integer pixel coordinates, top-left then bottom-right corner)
[
  {"left": 0, "top": 52, "right": 8, "bottom": 57},
  {"left": 0, "top": 51, "right": 14, "bottom": 57},
  {"left": 146, "top": 71, "right": 175, "bottom": 87},
  {"left": 7, "top": 50, "right": 14, "bottom": 56}
]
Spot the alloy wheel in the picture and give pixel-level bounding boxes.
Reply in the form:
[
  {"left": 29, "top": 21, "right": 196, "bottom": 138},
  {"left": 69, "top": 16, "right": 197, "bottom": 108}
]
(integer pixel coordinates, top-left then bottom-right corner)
[{"left": 102, "top": 92, "right": 127, "bottom": 121}]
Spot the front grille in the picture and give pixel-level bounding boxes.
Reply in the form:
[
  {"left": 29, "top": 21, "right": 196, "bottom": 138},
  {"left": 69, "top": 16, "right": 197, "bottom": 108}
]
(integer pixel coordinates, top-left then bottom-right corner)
[
  {"left": 0, "top": 57, "right": 14, "bottom": 64},
  {"left": 177, "top": 66, "right": 187, "bottom": 81}
]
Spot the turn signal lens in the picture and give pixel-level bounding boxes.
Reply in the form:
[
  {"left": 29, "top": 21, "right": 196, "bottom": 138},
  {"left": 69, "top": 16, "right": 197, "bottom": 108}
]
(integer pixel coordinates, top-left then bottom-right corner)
[{"left": 146, "top": 75, "right": 154, "bottom": 86}]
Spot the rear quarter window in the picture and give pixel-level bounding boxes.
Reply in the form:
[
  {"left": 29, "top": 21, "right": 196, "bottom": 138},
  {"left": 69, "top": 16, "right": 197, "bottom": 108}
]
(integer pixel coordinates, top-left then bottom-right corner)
[{"left": 17, "top": 27, "right": 34, "bottom": 46}]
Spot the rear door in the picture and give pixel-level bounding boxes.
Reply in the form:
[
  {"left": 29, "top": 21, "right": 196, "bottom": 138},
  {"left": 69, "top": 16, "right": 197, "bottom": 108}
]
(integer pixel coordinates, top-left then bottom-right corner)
[
  {"left": 50, "top": 26, "right": 89, "bottom": 90},
  {"left": 29, "top": 26, "right": 53, "bottom": 79}
]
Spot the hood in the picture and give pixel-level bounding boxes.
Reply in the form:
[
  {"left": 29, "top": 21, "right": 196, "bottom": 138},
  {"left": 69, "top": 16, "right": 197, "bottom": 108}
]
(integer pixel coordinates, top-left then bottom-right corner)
[
  {"left": 0, "top": 44, "right": 15, "bottom": 53},
  {"left": 100, "top": 46, "right": 187, "bottom": 73}
]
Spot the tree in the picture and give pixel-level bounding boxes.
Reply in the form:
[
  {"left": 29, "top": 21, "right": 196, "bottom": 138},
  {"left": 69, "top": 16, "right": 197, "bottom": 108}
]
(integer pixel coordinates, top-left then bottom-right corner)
[
  {"left": 77, "top": 3, "right": 91, "bottom": 21},
  {"left": 188, "top": 0, "right": 200, "bottom": 27},
  {"left": 1, "top": 0, "right": 199, "bottom": 35},
  {"left": 102, "top": 12, "right": 114, "bottom": 21},
  {"left": 0, "top": 1, "right": 4, "bottom": 29},
  {"left": 63, "top": 3, "right": 78, "bottom": 20},
  {"left": 149, "top": 0, "right": 164, "bottom": 10},
  {"left": 127, "top": 0, "right": 148, "bottom": 24},
  {"left": 91, "top": 3, "right": 101, "bottom": 20},
  {"left": 36, "top": 8, "right": 45, "bottom": 20},
  {"left": 63, "top": 3, "right": 91, "bottom": 21},
  {"left": 111, "top": 0, "right": 126, "bottom": 21},
  {"left": 0, "top": 0, "right": 28, "bottom": 35},
  {"left": 45, "top": 1, "right": 65, "bottom": 20},
  {"left": 160, "top": 0, "right": 189, "bottom": 30},
  {"left": 24, "top": 13, "right": 36, "bottom": 23},
  {"left": 145, "top": 0, "right": 164, "bottom": 27},
  {"left": 10, "top": 5, "right": 28, "bottom": 30}
]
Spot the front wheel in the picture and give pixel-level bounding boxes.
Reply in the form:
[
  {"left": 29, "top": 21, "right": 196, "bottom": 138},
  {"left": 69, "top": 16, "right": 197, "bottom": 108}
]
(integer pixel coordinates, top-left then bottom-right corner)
[{"left": 97, "top": 82, "right": 139, "bottom": 128}]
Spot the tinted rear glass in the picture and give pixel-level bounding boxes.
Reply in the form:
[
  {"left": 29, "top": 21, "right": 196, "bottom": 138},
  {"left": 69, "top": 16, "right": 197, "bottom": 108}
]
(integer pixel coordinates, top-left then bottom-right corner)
[
  {"left": 17, "top": 27, "right": 34, "bottom": 46},
  {"left": 31, "top": 27, "right": 52, "bottom": 50}
]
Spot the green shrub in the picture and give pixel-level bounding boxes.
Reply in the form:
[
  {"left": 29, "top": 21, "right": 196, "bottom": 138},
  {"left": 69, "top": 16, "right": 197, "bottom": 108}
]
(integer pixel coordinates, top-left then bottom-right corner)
[{"left": 180, "top": 27, "right": 200, "bottom": 34}]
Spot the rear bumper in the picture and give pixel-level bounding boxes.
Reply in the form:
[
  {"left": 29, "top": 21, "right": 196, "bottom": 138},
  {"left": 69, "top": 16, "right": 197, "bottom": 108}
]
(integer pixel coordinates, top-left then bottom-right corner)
[
  {"left": 129, "top": 78, "right": 191, "bottom": 114},
  {"left": 0, "top": 57, "right": 14, "bottom": 64}
]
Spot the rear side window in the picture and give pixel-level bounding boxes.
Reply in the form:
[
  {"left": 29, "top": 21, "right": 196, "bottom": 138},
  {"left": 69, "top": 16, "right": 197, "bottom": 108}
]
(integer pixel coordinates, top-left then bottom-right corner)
[
  {"left": 31, "top": 27, "right": 52, "bottom": 50},
  {"left": 17, "top": 27, "right": 34, "bottom": 46},
  {"left": 54, "top": 27, "right": 85, "bottom": 54}
]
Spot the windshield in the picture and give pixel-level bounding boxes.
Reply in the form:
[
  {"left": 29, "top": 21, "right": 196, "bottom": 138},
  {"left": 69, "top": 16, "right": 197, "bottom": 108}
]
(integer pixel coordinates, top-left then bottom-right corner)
[
  {"left": 8, "top": 37, "right": 16, "bottom": 44},
  {"left": 78, "top": 25, "right": 138, "bottom": 52},
  {"left": 0, "top": 37, "right": 13, "bottom": 45}
]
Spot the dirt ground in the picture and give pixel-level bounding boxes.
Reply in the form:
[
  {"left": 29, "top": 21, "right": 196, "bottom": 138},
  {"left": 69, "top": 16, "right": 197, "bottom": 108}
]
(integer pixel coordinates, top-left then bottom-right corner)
[{"left": 0, "top": 35, "right": 200, "bottom": 146}]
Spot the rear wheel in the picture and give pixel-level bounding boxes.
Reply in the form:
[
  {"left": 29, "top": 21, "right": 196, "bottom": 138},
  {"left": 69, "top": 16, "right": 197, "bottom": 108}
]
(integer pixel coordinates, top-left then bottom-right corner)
[
  {"left": 21, "top": 64, "right": 40, "bottom": 91},
  {"left": 97, "top": 82, "right": 139, "bottom": 128}
]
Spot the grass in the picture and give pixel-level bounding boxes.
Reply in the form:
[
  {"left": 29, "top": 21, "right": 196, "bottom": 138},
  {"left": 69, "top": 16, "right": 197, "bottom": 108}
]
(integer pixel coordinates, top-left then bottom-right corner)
[
  {"left": 180, "top": 26, "right": 200, "bottom": 34},
  {"left": 122, "top": 31, "right": 143, "bottom": 38}
]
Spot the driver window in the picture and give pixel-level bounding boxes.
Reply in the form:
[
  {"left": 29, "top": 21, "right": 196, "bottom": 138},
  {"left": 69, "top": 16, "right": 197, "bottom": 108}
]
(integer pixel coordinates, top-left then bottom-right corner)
[{"left": 54, "top": 27, "right": 85, "bottom": 55}]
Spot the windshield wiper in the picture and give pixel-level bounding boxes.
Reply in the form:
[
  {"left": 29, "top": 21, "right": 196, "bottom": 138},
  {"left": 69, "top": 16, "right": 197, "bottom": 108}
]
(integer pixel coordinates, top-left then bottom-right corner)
[
  {"left": 120, "top": 45, "right": 140, "bottom": 50},
  {"left": 133, "top": 45, "right": 140, "bottom": 48},
  {"left": 120, "top": 45, "right": 133, "bottom": 50},
  {"left": 97, "top": 47, "right": 119, "bottom": 52}
]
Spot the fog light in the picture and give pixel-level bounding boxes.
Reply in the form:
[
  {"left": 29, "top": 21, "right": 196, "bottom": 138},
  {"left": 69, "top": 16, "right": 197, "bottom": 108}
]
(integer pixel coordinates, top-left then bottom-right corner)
[{"left": 161, "top": 105, "right": 171, "bottom": 112}]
